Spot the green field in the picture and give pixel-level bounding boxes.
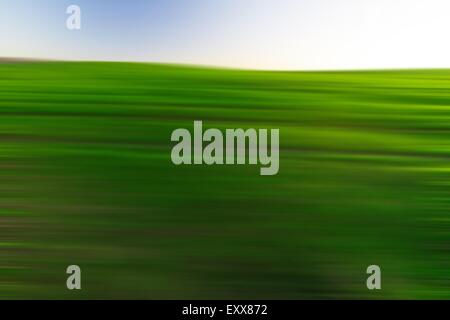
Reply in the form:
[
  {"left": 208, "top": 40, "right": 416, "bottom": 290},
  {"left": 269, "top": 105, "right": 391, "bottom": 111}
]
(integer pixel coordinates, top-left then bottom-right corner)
[{"left": 0, "top": 62, "right": 448, "bottom": 299}]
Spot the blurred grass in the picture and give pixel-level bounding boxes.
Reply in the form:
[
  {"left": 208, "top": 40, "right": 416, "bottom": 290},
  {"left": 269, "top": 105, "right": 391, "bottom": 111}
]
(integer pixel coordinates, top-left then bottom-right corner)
[{"left": 0, "top": 62, "right": 449, "bottom": 299}]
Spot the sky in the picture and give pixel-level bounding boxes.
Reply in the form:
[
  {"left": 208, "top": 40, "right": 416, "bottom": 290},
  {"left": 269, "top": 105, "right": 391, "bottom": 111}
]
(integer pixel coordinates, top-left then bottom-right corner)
[{"left": 1, "top": 0, "right": 450, "bottom": 70}]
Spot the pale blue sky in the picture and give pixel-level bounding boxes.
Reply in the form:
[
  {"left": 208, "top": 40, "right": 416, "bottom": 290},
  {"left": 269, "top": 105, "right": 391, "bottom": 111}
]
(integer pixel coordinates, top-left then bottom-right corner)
[{"left": 1, "top": 0, "right": 450, "bottom": 70}]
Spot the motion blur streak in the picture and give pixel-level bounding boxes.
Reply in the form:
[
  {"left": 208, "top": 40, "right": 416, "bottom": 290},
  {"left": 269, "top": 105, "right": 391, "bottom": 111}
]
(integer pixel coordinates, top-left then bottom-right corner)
[{"left": 0, "top": 62, "right": 449, "bottom": 299}]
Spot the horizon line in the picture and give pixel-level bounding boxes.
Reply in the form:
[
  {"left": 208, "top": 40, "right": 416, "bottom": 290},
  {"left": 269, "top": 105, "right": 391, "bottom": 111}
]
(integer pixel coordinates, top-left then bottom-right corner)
[{"left": 2, "top": 57, "right": 450, "bottom": 73}]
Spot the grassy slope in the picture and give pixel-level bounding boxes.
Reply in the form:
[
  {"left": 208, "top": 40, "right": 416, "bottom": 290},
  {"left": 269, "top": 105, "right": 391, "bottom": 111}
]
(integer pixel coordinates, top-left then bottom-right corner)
[{"left": 0, "top": 62, "right": 448, "bottom": 299}]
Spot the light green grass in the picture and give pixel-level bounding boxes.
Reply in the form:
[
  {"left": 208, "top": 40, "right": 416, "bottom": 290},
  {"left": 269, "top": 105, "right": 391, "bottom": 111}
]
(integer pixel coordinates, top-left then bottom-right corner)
[{"left": 0, "top": 62, "right": 448, "bottom": 299}]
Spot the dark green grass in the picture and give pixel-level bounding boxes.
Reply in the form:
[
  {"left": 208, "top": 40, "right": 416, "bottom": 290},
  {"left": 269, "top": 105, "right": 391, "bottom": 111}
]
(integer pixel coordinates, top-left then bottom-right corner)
[{"left": 0, "top": 62, "right": 448, "bottom": 299}]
